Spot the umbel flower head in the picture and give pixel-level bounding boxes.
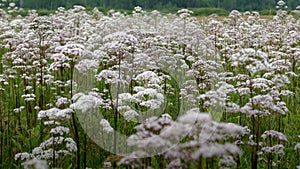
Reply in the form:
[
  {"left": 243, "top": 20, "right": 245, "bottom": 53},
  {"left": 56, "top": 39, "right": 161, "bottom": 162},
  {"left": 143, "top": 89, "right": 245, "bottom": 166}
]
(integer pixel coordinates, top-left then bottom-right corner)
[{"left": 119, "top": 108, "right": 248, "bottom": 168}]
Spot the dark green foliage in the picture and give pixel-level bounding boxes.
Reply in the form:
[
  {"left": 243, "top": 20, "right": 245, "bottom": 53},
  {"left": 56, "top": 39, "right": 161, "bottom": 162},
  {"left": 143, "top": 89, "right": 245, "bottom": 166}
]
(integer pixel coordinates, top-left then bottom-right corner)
[
  {"left": 191, "top": 8, "right": 229, "bottom": 16},
  {"left": 259, "top": 9, "right": 277, "bottom": 15},
  {"left": 7, "top": 0, "right": 300, "bottom": 11}
]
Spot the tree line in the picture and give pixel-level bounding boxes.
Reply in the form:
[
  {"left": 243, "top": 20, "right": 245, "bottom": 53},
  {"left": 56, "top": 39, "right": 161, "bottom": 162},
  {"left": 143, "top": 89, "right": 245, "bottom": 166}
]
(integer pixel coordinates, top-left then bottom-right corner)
[{"left": 5, "top": 0, "right": 300, "bottom": 11}]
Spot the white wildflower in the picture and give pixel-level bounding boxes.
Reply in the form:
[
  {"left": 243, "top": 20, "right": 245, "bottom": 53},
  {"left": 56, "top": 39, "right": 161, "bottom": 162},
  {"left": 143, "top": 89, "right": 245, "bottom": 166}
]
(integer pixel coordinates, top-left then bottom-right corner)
[{"left": 100, "top": 119, "right": 113, "bottom": 133}]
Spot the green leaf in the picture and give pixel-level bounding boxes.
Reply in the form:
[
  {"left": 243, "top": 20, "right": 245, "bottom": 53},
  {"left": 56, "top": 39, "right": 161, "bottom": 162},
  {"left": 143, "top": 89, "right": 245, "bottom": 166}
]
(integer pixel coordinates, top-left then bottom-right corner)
[
  {"left": 67, "top": 163, "right": 73, "bottom": 169},
  {"left": 12, "top": 138, "right": 23, "bottom": 152}
]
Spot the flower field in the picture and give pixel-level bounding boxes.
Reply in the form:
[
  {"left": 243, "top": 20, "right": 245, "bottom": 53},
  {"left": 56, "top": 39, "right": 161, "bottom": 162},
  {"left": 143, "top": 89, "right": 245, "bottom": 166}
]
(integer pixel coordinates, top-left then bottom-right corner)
[{"left": 0, "top": 2, "right": 300, "bottom": 169}]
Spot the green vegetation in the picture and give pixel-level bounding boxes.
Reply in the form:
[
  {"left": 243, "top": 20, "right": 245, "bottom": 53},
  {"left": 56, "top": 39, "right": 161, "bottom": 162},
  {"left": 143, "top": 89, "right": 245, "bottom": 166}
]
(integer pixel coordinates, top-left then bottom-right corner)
[
  {"left": 191, "top": 8, "right": 229, "bottom": 16},
  {"left": 2, "top": 0, "right": 300, "bottom": 11}
]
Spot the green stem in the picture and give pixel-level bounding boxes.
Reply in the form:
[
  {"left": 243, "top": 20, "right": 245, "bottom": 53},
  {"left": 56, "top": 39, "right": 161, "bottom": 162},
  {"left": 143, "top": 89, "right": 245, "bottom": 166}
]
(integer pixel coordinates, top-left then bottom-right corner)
[{"left": 71, "top": 63, "right": 80, "bottom": 169}]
